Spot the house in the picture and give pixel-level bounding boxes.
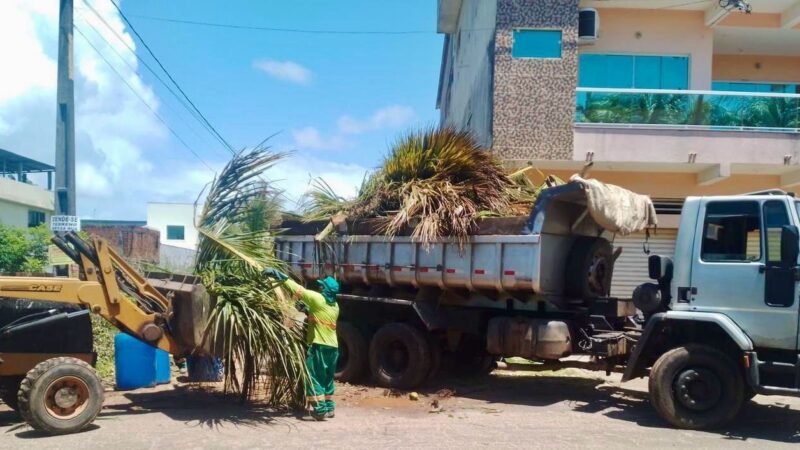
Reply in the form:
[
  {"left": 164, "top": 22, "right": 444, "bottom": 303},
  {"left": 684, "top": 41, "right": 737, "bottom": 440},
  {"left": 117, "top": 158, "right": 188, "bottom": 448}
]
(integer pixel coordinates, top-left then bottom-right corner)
[
  {"left": 146, "top": 202, "right": 198, "bottom": 272},
  {"left": 436, "top": 0, "right": 800, "bottom": 296},
  {"left": 0, "top": 148, "right": 54, "bottom": 229}
]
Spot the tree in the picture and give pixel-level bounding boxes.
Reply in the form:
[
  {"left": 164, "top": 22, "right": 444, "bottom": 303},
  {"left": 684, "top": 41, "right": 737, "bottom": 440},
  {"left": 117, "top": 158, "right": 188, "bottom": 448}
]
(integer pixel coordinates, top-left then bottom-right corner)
[{"left": 0, "top": 224, "right": 51, "bottom": 274}]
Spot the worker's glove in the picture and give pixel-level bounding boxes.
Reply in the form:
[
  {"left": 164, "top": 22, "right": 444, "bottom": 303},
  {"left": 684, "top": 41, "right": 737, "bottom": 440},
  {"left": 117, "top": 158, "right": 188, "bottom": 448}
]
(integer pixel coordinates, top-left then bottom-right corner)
[
  {"left": 263, "top": 268, "right": 288, "bottom": 281},
  {"left": 295, "top": 301, "right": 309, "bottom": 314}
]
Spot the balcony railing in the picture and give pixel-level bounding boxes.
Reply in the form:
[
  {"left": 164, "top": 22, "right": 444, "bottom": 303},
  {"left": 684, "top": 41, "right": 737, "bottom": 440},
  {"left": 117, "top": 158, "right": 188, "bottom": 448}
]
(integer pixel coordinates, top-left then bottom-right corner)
[{"left": 575, "top": 88, "right": 800, "bottom": 133}]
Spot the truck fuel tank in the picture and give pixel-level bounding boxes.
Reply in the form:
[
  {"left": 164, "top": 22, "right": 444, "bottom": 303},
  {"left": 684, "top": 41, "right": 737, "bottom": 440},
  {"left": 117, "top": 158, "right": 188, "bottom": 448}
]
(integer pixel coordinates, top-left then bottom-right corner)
[{"left": 486, "top": 317, "right": 571, "bottom": 360}]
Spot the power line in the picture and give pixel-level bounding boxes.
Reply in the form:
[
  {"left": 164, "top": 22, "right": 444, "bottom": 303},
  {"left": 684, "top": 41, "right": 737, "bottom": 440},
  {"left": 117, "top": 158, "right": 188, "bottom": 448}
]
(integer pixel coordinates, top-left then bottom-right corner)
[
  {"left": 79, "top": 0, "right": 233, "bottom": 156},
  {"left": 107, "top": 0, "right": 236, "bottom": 154},
  {"left": 76, "top": 12, "right": 227, "bottom": 157},
  {"left": 73, "top": 24, "right": 216, "bottom": 173},
  {"left": 125, "top": 14, "right": 435, "bottom": 35}
]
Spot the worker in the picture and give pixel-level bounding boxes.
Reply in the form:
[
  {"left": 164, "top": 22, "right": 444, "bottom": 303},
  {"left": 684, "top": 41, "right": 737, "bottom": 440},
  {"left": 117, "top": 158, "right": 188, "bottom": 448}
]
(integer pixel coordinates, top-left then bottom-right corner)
[{"left": 263, "top": 269, "right": 339, "bottom": 420}]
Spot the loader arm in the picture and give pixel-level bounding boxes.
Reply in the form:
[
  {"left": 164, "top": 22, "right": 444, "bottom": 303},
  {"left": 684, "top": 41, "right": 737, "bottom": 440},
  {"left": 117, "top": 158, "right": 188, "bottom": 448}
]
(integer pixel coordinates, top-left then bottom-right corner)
[{"left": 0, "top": 233, "right": 183, "bottom": 355}]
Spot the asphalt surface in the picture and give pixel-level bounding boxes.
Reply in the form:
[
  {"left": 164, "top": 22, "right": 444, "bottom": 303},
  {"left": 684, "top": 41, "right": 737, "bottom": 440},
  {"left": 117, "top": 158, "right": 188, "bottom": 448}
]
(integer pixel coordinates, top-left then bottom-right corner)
[{"left": 2, "top": 368, "right": 800, "bottom": 449}]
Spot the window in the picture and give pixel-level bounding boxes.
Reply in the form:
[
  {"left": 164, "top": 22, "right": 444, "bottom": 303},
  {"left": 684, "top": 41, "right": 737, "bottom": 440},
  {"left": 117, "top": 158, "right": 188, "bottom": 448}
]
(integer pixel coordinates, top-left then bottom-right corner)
[
  {"left": 578, "top": 54, "right": 689, "bottom": 89},
  {"left": 166, "top": 225, "right": 185, "bottom": 240},
  {"left": 763, "top": 201, "right": 790, "bottom": 265},
  {"left": 701, "top": 201, "right": 761, "bottom": 262},
  {"left": 28, "top": 210, "right": 45, "bottom": 228},
  {"left": 512, "top": 30, "right": 562, "bottom": 59},
  {"left": 712, "top": 81, "right": 800, "bottom": 94}
]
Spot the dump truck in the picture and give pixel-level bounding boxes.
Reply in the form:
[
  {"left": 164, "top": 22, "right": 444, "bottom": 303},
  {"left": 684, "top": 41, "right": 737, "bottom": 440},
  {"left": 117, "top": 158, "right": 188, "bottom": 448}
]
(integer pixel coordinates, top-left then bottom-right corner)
[
  {"left": 0, "top": 232, "right": 209, "bottom": 435},
  {"left": 276, "top": 179, "right": 800, "bottom": 430}
]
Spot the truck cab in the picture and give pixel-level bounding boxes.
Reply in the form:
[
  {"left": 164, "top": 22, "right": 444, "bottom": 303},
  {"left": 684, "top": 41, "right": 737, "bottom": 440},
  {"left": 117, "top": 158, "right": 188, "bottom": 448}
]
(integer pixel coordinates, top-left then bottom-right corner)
[{"left": 626, "top": 190, "right": 800, "bottom": 429}]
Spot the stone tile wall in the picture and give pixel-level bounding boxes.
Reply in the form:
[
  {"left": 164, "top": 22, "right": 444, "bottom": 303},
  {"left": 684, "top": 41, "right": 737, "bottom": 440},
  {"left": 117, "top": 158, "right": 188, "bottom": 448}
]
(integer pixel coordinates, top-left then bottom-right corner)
[{"left": 492, "top": 0, "right": 579, "bottom": 161}]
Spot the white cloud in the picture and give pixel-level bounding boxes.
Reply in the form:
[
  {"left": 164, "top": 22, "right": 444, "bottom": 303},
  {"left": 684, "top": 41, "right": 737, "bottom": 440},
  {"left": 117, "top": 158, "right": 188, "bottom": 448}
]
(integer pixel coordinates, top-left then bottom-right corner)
[
  {"left": 337, "top": 105, "right": 415, "bottom": 135},
  {"left": 291, "top": 126, "right": 349, "bottom": 151},
  {"left": 253, "top": 59, "right": 312, "bottom": 85},
  {"left": 0, "top": 0, "right": 220, "bottom": 219},
  {"left": 265, "top": 155, "right": 369, "bottom": 210}
]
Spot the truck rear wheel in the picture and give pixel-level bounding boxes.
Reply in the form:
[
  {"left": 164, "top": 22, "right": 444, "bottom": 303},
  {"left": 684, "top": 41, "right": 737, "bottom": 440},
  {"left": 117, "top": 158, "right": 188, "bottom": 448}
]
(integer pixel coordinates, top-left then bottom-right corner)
[
  {"left": 649, "top": 345, "right": 744, "bottom": 430},
  {"left": 335, "top": 322, "right": 368, "bottom": 382},
  {"left": 564, "top": 237, "right": 613, "bottom": 298},
  {"left": 18, "top": 357, "right": 104, "bottom": 435},
  {"left": 369, "top": 323, "right": 431, "bottom": 389}
]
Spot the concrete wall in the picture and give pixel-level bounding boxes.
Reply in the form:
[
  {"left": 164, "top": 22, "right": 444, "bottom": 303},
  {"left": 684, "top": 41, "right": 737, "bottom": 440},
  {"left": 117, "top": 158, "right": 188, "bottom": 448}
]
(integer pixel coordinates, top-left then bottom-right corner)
[
  {"left": 713, "top": 55, "right": 800, "bottom": 83},
  {"left": 159, "top": 244, "right": 197, "bottom": 273},
  {"left": 0, "top": 177, "right": 53, "bottom": 228},
  {"left": 439, "top": 0, "right": 497, "bottom": 147},
  {"left": 146, "top": 203, "right": 198, "bottom": 250},
  {"left": 492, "top": 0, "right": 579, "bottom": 160},
  {"left": 581, "top": 9, "right": 714, "bottom": 90}
]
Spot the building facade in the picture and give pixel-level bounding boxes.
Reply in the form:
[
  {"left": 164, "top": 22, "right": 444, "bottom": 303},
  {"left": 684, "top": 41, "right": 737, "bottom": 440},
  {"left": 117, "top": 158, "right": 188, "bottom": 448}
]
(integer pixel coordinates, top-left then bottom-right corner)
[
  {"left": 0, "top": 149, "right": 54, "bottom": 229},
  {"left": 437, "top": 0, "right": 800, "bottom": 295},
  {"left": 146, "top": 202, "right": 199, "bottom": 272}
]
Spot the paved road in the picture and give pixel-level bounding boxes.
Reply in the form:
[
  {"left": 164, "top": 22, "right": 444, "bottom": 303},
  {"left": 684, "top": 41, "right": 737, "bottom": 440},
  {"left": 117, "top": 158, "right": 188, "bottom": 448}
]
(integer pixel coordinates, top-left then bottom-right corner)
[{"left": 2, "top": 369, "right": 800, "bottom": 449}]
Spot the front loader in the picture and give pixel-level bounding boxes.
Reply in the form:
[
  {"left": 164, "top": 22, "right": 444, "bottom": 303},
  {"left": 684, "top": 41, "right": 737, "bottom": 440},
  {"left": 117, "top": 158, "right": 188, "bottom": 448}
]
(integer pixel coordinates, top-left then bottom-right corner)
[{"left": 0, "top": 232, "right": 209, "bottom": 435}]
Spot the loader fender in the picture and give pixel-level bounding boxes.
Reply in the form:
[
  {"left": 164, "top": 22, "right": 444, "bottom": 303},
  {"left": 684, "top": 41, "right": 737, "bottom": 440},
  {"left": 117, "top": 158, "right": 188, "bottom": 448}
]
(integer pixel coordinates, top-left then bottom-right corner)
[{"left": 622, "top": 311, "right": 753, "bottom": 382}]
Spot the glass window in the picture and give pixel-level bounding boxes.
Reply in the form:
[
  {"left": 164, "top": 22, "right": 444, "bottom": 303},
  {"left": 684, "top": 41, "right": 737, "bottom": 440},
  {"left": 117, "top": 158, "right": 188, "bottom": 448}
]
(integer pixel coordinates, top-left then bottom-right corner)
[
  {"left": 712, "top": 81, "right": 800, "bottom": 94},
  {"left": 166, "top": 225, "right": 185, "bottom": 240},
  {"left": 578, "top": 54, "right": 689, "bottom": 89},
  {"left": 701, "top": 201, "right": 761, "bottom": 262},
  {"left": 512, "top": 30, "right": 562, "bottom": 59},
  {"left": 764, "top": 201, "right": 790, "bottom": 265},
  {"left": 28, "top": 210, "right": 45, "bottom": 228}
]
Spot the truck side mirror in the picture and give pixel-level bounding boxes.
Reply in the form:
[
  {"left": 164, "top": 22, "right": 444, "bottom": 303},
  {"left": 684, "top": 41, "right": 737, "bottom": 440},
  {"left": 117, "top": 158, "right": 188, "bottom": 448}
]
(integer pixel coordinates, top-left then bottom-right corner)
[
  {"left": 780, "top": 225, "right": 799, "bottom": 269},
  {"left": 648, "top": 255, "right": 673, "bottom": 282}
]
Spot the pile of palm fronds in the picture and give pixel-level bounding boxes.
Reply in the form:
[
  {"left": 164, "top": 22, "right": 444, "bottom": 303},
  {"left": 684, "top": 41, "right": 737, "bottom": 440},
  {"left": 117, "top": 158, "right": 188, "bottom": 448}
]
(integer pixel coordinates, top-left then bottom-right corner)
[
  {"left": 303, "top": 127, "right": 514, "bottom": 246},
  {"left": 302, "top": 127, "right": 556, "bottom": 245},
  {"left": 194, "top": 148, "right": 307, "bottom": 408}
]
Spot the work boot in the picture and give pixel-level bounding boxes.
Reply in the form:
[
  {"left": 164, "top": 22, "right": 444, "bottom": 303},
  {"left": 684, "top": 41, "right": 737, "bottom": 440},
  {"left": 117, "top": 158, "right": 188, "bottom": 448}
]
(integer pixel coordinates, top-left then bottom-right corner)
[
  {"left": 325, "top": 410, "right": 335, "bottom": 419},
  {"left": 310, "top": 410, "right": 326, "bottom": 421}
]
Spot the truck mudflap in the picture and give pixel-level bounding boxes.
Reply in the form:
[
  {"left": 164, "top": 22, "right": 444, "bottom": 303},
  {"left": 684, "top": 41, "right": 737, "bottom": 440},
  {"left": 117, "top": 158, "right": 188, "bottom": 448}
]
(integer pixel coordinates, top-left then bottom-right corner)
[{"left": 621, "top": 311, "right": 754, "bottom": 382}]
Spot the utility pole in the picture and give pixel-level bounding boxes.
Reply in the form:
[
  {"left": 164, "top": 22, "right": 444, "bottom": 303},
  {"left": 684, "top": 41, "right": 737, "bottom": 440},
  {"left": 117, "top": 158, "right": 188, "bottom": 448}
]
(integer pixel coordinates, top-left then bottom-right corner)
[{"left": 54, "top": 0, "right": 76, "bottom": 216}]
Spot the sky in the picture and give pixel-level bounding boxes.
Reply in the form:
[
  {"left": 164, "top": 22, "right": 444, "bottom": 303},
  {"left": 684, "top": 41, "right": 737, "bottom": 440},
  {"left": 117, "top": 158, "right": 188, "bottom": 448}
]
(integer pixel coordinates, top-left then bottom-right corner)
[{"left": 0, "top": 0, "right": 442, "bottom": 219}]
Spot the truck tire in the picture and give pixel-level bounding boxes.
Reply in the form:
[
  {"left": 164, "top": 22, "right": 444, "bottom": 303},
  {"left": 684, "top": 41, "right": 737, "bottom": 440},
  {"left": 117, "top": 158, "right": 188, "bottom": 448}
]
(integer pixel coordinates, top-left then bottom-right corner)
[
  {"left": 565, "top": 237, "right": 613, "bottom": 299},
  {"left": 18, "top": 357, "right": 104, "bottom": 435},
  {"left": 0, "top": 376, "right": 23, "bottom": 412},
  {"left": 649, "top": 345, "right": 744, "bottom": 430},
  {"left": 369, "top": 323, "right": 431, "bottom": 389},
  {"left": 335, "top": 322, "right": 368, "bottom": 382}
]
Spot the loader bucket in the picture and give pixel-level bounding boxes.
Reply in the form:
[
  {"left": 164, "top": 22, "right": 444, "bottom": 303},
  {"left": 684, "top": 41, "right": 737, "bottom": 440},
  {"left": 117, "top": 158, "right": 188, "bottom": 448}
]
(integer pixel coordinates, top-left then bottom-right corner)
[{"left": 146, "top": 272, "right": 214, "bottom": 355}]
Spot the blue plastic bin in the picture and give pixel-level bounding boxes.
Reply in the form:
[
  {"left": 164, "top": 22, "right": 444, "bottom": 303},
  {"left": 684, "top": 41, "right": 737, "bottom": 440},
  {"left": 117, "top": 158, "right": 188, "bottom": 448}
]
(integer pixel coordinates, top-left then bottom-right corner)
[
  {"left": 155, "top": 349, "right": 171, "bottom": 384},
  {"left": 115, "top": 332, "right": 157, "bottom": 390}
]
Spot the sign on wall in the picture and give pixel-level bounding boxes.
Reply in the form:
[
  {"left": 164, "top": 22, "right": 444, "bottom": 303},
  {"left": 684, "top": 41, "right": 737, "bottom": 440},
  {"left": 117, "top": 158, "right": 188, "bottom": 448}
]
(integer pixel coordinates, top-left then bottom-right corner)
[{"left": 50, "top": 215, "right": 81, "bottom": 232}]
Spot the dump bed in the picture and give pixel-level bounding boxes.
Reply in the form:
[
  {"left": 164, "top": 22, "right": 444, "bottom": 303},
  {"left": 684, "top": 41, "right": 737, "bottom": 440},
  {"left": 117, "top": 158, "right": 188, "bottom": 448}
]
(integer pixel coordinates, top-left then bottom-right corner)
[{"left": 276, "top": 181, "right": 656, "bottom": 300}]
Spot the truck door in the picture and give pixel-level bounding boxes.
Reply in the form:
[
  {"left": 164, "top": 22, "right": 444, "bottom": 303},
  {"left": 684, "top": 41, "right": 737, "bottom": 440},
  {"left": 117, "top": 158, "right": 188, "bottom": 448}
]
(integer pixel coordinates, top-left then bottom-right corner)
[{"left": 688, "top": 199, "right": 798, "bottom": 351}]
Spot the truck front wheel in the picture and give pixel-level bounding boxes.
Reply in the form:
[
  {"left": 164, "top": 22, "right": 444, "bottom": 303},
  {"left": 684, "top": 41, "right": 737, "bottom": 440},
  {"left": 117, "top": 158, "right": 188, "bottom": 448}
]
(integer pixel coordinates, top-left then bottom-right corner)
[
  {"left": 649, "top": 345, "right": 744, "bottom": 430},
  {"left": 369, "top": 323, "right": 431, "bottom": 389}
]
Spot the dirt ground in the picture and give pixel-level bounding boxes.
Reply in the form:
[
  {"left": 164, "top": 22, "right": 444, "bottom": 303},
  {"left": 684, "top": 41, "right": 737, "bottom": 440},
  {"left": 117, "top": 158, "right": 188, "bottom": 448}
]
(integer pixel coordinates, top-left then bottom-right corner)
[{"left": 2, "top": 366, "right": 800, "bottom": 449}]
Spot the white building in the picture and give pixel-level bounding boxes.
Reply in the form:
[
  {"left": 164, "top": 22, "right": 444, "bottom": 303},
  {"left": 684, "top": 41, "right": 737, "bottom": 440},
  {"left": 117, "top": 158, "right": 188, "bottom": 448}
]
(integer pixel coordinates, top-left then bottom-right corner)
[
  {"left": 146, "top": 202, "right": 199, "bottom": 250},
  {"left": 0, "top": 149, "right": 54, "bottom": 229}
]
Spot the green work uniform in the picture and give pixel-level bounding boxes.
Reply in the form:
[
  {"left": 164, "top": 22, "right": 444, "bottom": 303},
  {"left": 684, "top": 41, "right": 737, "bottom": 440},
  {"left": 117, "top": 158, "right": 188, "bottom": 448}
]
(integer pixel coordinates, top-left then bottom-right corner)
[{"left": 284, "top": 279, "right": 339, "bottom": 415}]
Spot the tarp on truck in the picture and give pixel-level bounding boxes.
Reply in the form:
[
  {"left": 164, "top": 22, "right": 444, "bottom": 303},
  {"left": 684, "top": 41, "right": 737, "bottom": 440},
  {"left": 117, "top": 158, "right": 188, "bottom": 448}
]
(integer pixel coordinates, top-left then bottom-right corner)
[{"left": 570, "top": 175, "right": 658, "bottom": 235}]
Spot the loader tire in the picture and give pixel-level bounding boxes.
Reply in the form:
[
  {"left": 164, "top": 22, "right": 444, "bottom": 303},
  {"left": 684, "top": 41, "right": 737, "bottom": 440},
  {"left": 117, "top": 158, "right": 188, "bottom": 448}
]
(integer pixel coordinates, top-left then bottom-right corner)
[
  {"left": 649, "top": 345, "right": 744, "bottom": 430},
  {"left": 0, "top": 376, "right": 23, "bottom": 412},
  {"left": 18, "top": 357, "right": 104, "bottom": 435},
  {"left": 335, "top": 322, "right": 368, "bottom": 382},
  {"left": 565, "top": 237, "right": 614, "bottom": 299},
  {"left": 369, "top": 323, "right": 431, "bottom": 389}
]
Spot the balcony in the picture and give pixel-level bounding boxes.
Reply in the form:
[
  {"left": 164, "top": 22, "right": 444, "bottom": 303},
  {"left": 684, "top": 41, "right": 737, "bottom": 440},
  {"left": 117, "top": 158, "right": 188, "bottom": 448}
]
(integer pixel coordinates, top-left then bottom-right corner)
[{"left": 576, "top": 88, "right": 800, "bottom": 133}]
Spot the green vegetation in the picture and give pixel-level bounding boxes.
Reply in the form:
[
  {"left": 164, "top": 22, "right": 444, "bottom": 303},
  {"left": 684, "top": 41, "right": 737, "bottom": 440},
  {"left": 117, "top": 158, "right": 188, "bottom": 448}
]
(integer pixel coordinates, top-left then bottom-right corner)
[
  {"left": 0, "top": 224, "right": 50, "bottom": 274},
  {"left": 195, "top": 148, "right": 308, "bottom": 408},
  {"left": 91, "top": 315, "right": 117, "bottom": 384}
]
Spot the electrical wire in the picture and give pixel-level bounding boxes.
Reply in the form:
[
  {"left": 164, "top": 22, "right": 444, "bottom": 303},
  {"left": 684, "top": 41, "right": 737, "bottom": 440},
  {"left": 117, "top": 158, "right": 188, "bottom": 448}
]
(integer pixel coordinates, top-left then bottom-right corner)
[
  {"left": 76, "top": 13, "right": 228, "bottom": 157},
  {"left": 125, "top": 14, "right": 435, "bottom": 35},
  {"left": 73, "top": 24, "right": 216, "bottom": 173},
  {"left": 107, "top": 0, "right": 236, "bottom": 155},
  {"left": 80, "top": 0, "right": 234, "bottom": 156}
]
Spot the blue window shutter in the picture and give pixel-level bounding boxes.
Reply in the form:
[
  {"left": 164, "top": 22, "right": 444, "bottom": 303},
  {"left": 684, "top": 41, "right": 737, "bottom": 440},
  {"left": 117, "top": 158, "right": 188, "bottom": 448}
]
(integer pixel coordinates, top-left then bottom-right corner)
[
  {"left": 512, "top": 30, "right": 562, "bottom": 58},
  {"left": 633, "top": 56, "right": 661, "bottom": 89},
  {"left": 659, "top": 56, "right": 689, "bottom": 89}
]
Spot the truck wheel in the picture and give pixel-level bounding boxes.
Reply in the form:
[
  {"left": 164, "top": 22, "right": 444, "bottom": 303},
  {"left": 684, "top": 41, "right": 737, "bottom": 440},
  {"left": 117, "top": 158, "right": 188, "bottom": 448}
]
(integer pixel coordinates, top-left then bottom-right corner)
[
  {"left": 369, "top": 323, "right": 431, "bottom": 389},
  {"left": 18, "top": 357, "right": 104, "bottom": 435},
  {"left": 0, "top": 376, "right": 23, "bottom": 412},
  {"left": 565, "top": 237, "right": 613, "bottom": 298},
  {"left": 335, "top": 322, "right": 368, "bottom": 382},
  {"left": 649, "top": 346, "right": 744, "bottom": 430}
]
